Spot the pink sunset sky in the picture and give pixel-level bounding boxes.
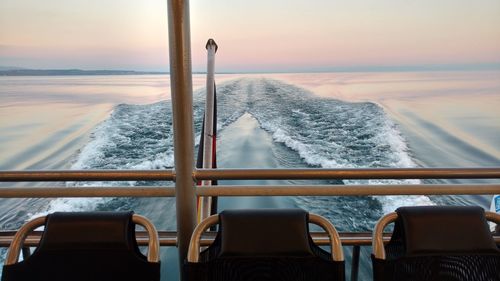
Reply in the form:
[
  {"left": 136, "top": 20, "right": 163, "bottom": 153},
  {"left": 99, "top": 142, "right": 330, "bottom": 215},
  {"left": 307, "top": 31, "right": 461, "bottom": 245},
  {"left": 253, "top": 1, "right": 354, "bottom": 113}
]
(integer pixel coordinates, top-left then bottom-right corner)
[{"left": 1, "top": 0, "right": 499, "bottom": 72}]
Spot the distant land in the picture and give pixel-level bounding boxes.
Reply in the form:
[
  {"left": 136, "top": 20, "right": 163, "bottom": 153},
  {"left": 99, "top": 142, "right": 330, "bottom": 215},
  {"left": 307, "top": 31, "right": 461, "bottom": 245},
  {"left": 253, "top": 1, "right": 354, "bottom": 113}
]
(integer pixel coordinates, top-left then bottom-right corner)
[
  {"left": 0, "top": 67, "right": 168, "bottom": 76},
  {"left": 1, "top": 63, "right": 499, "bottom": 76}
]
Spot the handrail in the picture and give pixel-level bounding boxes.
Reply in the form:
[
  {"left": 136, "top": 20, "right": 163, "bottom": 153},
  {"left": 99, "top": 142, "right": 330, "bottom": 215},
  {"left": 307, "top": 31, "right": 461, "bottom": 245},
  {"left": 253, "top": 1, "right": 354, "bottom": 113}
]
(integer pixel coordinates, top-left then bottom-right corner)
[
  {"left": 0, "top": 184, "right": 498, "bottom": 198},
  {"left": 0, "top": 170, "right": 175, "bottom": 182},
  {"left": 133, "top": 214, "right": 161, "bottom": 262},
  {"left": 309, "top": 213, "right": 344, "bottom": 261},
  {"left": 2, "top": 167, "right": 499, "bottom": 182},
  {"left": 372, "top": 212, "right": 398, "bottom": 260},
  {"left": 0, "top": 186, "right": 175, "bottom": 198},
  {"left": 195, "top": 167, "right": 500, "bottom": 180},
  {"left": 4, "top": 217, "right": 46, "bottom": 265},
  {"left": 196, "top": 184, "right": 500, "bottom": 196},
  {"left": 187, "top": 214, "right": 219, "bottom": 262}
]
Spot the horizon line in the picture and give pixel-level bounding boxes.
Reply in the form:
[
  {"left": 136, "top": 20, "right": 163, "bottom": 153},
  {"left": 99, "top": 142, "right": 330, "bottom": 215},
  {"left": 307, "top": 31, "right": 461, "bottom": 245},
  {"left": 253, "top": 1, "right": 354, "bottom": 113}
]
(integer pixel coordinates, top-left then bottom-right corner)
[{"left": 1, "top": 63, "right": 499, "bottom": 75}]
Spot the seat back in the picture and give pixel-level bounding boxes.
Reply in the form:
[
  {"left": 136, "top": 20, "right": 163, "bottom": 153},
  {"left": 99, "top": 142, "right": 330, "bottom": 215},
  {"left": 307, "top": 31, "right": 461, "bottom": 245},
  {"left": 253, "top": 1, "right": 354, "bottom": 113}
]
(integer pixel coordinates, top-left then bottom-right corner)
[
  {"left": 2, "top": 211, "right": 160, "bottom": 281},
  {"left": 372, "top": 206, "right": 500, "bottom": 281},
  {"left": 185, "top": 208, "right": 345, "bottom": 281}
]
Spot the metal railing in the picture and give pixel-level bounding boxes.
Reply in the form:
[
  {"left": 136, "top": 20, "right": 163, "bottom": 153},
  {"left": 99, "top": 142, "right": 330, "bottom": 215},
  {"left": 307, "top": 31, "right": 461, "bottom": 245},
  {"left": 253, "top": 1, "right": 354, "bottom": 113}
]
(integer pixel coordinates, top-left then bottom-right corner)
[
  {"left": 1, "top": 168, "right": 500, "bottom": 281},
  {"left": 1, "top": 183, "right": 500, "bottom": 198},
  {"left": 1, "top": 168, "right": 500, "bottom": 198}
]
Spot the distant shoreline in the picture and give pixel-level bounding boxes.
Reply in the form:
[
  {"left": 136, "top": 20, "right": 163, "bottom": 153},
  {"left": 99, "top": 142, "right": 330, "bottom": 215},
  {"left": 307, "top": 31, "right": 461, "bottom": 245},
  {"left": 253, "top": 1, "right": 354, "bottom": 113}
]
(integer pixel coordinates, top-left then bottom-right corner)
[
  {"left": 0, "top": 69, "right": 169, "bottom": 76},
  {"left": 1, "top": 65, "right": 499, "bottom": 76}
]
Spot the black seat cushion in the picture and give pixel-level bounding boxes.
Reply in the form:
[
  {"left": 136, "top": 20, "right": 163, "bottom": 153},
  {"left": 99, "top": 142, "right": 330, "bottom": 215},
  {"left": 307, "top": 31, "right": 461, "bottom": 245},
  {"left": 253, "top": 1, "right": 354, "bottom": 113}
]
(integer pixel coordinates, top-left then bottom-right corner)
[
  {"left": 397, "top": 206, "right": 498, "bottom": 256},
  {"left": 185, "top": 208, "right": 345, "bottom": 281},
  {"left": 372, "top": 206, "right": 500, "bottom": 281},
  {"left": 219, "top": 209, "right": 314, "bottom": 257},
  {"left": 1, "top": 211, "right": 160, "bottom": 281}
]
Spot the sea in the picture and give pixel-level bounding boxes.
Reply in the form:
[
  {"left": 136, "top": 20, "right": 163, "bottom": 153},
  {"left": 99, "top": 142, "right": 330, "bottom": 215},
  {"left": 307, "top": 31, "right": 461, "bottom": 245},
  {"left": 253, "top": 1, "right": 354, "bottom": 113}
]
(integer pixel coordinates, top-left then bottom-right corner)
[{"left": 1, "top": 71, "right": 499, "bottom": 280}]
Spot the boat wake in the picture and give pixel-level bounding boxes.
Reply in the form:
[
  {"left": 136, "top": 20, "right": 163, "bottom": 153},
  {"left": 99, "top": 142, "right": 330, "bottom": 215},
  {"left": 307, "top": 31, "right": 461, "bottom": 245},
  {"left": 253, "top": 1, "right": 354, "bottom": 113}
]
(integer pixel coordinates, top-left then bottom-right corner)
[{"left": 30, "top": 78, "right": 433, "bottom": 224}]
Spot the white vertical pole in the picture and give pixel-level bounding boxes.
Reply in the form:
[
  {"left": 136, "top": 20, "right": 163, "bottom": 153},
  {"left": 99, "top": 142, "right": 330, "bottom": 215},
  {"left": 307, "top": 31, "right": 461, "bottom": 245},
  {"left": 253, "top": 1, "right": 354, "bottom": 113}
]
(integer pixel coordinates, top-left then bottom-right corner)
[{"left": 199, "top": 39, "right": 218, "bottom": 221}]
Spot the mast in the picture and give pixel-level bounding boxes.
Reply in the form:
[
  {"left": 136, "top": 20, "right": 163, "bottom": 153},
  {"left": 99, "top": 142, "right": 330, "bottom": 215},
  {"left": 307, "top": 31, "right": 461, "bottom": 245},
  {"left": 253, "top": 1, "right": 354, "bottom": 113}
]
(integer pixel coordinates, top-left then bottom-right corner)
[{"left": 199, "top": 39, "right": 218, "bottom": 221}]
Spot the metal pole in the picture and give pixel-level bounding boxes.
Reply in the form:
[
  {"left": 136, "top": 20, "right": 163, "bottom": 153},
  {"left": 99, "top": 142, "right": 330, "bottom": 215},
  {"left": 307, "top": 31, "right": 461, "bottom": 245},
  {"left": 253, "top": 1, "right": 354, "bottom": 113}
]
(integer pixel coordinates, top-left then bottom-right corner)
[
  {"left": 202, "top": 39, "right": 217, "bottom": 170},
  {"left": 167, "top": 0, "right": 196, "bottom": 272},
  {"left": 199, "top": 39, "right": 218, "bottom": 221}
]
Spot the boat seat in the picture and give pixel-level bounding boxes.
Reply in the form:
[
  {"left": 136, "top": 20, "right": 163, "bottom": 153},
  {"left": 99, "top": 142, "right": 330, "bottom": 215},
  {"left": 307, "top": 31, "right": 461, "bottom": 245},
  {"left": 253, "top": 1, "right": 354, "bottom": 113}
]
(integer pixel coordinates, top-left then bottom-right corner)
[
  {"left": 372, "top": 206, "right": 500, "bottom": 281},
  {"left": 185, "top": 208, "right": 345, "bottom": 281},
  {"left": 1, "top": 211, "right": 160, "bottom": 281}
]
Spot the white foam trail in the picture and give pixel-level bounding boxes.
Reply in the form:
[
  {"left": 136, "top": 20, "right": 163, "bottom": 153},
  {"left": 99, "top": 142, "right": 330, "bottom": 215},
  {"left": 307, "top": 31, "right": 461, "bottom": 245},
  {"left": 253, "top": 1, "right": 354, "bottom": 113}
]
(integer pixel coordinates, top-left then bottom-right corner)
[
  {"left": 29, "top": 102, "right": 177, "bottom": 218},
  {"left": 272, "top": 128, "right": 341, "bottom": 168},
  {"left": 28, "top": 198, "right": 111, "bottom": 220},
  {"left": 223, "top": 78, "right": 435, "bottom": 212},
  {"left": 29, "top": 77, "right": 434, "bottom": 220}
]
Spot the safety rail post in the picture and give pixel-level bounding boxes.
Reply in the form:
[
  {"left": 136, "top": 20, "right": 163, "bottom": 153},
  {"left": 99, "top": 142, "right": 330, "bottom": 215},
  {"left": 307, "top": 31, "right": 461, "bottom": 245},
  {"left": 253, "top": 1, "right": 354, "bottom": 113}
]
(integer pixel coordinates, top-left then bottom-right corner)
[
  {"left": 199, "top": 39, "right": 218, "bottom": 221},
  {"left": 167, "top": 0, "right": 197, "bottom": 276}
]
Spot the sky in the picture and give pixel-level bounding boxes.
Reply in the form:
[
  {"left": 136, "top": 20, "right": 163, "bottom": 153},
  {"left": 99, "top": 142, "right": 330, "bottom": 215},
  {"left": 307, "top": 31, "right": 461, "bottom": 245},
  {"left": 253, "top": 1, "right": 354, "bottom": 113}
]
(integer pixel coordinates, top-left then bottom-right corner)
[{"left": 1, "top": 0, "right": 499, "bottom": 72}]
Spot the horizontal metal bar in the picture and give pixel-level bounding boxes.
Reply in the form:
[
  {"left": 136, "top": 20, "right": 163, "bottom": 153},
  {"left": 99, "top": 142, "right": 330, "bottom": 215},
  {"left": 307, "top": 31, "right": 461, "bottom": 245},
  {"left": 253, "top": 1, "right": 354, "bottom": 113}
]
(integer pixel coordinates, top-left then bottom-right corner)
[
  {"left": 0, "top": 187, "right": 175, "bottom": 198},
  {"left": 0, "top": 231, "right": 179, "bottom": 247},
  {"left": 196, "top": 184, "right": 500, "bottom": 196},
  {"left": 195, "top": 168, "right": 500, "bottom": 180},
  {"left": 2, "top": 168, "right": 499, "bottom": 183},
  {"left": 1, "top": 184, "right": 499, "bottom": 198},
  {"left": 1, "top": 231, "right": 498, "bottom": 247},
  {"left": 0, "top": 170, "right": 175, "bottom": 182},
  {"left": 0, "top": 231, "right": 405, "bottom": 247}
]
